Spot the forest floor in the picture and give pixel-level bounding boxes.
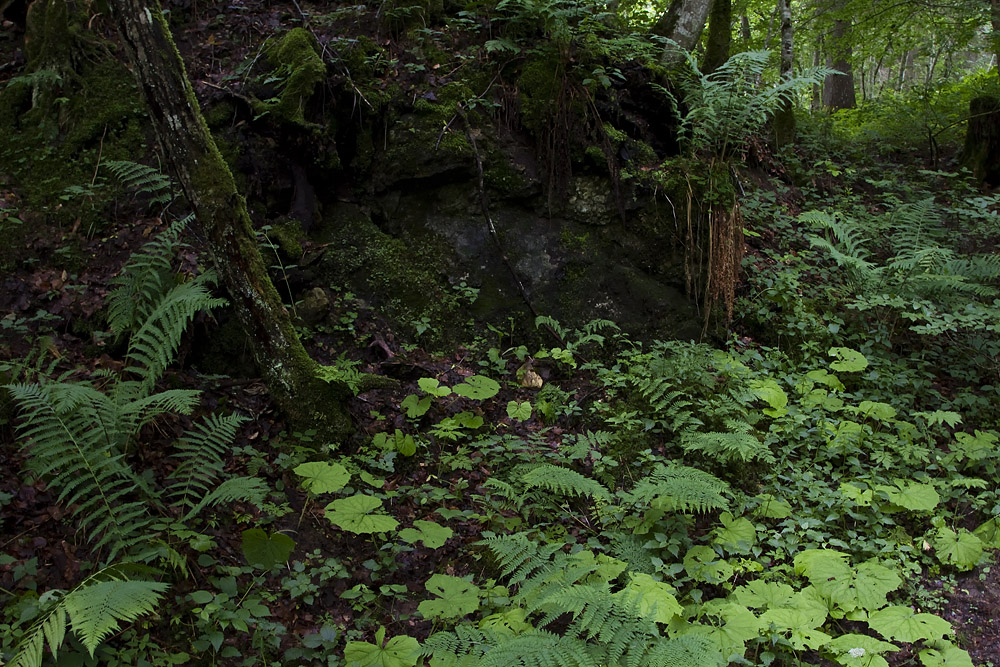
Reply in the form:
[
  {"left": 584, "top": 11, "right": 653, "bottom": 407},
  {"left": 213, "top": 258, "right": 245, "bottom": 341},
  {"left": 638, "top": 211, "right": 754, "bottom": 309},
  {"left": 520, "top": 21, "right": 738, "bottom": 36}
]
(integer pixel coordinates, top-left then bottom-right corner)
[{"left": 2, "top": 1, "right": 1000, "bottom": 665}]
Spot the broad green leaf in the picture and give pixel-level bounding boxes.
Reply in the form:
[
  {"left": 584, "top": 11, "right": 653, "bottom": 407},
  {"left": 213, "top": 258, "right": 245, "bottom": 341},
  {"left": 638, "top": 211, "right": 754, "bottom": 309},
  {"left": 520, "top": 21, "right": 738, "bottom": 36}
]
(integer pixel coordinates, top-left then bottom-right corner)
[
  {"left": 877, "top": 480, "right": 939, "bottom": 512},
  {"left": 973, "top": 517, "right": 1000, "bottom": 548},
  {"left": 826, "top": 633, "right": 898, "bottom": 667},
  {"left": 506, "top": 400, "right": 532, "bottom": 421},
  {"left": 325, "top": 494, "right": 399, "bottom": 534},
  {"left": 418, "top": 377, "right": 452, "bottom": 397},
  {"left": 854, "top": 401, "right": 897, "bottom": 421},
  {"left": 711, "top": 512, "right": 757, "bottom": 553},
  {"left": 621, "top": 573, "right": 682, "bottom": 623},
  {"left": 828, "top": 347, "right": 869, "bottom": 372},
  {"left": 853, "top": 561, "right": 901, "bottom": 611},
  {"left": 918, "top": 640, "right": 976, "bottom": 667},
  {"left": 479, "top": 608, "right": 533, "bottom": 635},
  {"left": 566, "top": 550, "right": 628, "bottom": 582},
  {"left": 933, "top": 527, "right": 983, "bottom": 570},
  {"left": 344, "top": 626, "right": 420, "bottom": 667},
  {"left": 452, "top": 375, "right": 500, "bottom": 400},
  {"left": 952, "top": 430, "right": 999, "bottom": 461},
  {"left": 868, "top": 605, "right": 952, "bottom": 642},
  {"left": 400, "top": 394, "right": 432, "bottom": 418},
  {"left": 793, "top": 550, "right": 899, "bottom": 614},
  {"left": 398, "top": 520, "right": 453, "bottom": 549},
  {"left": 294, "top": 461, "right": 351, "bottom": 494},
  {"left": 684, "top": 601, "right": 760, "bottom": 655},
  {"left": 753, "top": 493, "right": 792, "bottom": 519},
  {"left": 804, "top": 368, "right": 845, "bottom": 391},
  {"left": 759, "top": 594, "right": 828, "bottom": 631},
  {"left": 241, "top": 529, "right": 295, "bottom": 570},
  {"left": 749, "top": 378, "right": 788, "bottom": 417},
  {"left": 840, "top": 482, "right": 874, "bottom": 506},
  {"left": 374, "top": 430, "right": 417, "bottom": 456},
  {"left": 684, "top": 545, "right": 734, "bottom": 585},
  {"left": 418, "top": 574, "right": 480, "bottom": 620},
  {"left": 914, "top": 411, "right": 962, "bottom": 428},
  {"left": 732, "top": 580, "right": 796, "bottom": 610}
]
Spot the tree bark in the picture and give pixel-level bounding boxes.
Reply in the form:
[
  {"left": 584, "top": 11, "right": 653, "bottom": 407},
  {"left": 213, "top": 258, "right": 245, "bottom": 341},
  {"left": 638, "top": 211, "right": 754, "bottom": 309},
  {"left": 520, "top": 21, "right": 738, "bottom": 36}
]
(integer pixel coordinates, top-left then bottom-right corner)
[
  {"left": 652, "top": 0, "right": 712, "bottom": 52},
  {"left": 772, "top": 0, "right": 795, "bottom": 146},
  {"left": 962, "top": 96, "right": 1000, "bottom": 185},
  {"left": 992, "top": 0, "right": 1000, "bottom": 78},
  {"left": 107, "top": 0, "right": 352, "bottom": 439},
  {"left": 822, "top": 14, "right": 855, "bottom": 110},
  {"left": 701, "top": 0, "right": 732, "bottom": 75}
]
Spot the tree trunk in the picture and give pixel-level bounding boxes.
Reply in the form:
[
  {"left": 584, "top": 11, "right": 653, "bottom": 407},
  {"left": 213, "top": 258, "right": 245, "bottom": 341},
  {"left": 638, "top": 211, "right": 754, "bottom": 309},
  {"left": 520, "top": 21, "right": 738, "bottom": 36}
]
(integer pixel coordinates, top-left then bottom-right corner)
[
  {"left": 962, "top": 96, "right": 1000, "bottom": 185},
  {"left": 652, "top": 0, "right": 712, "bottom": 52},
  {"left": 107, "top": 0, "right": 352, "bottom": 439},
  {"left": 772, "top": 0, "right": 795, "bottom": 146},
  {"left": 992, "top": 0, "right": 1000, "bottom": 78},
  {"left": 822, "top": 16, "right": 855, "bottom": 110},
  {"left": 701, "top": 0, "right": 732, "bottom": 75}
]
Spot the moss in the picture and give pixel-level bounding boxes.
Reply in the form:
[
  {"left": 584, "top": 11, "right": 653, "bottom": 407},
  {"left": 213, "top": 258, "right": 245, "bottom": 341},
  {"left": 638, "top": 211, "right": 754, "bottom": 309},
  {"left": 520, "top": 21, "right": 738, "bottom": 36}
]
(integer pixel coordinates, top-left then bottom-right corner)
[
  {"left": 517, "top": 53, "right": 565, "bottom": 134},
  {"left": 255, "top": 28, "right": 326, "bottom": 127},
  {"left": 267, "top": 218, "right": 304, "bottom": 259}
]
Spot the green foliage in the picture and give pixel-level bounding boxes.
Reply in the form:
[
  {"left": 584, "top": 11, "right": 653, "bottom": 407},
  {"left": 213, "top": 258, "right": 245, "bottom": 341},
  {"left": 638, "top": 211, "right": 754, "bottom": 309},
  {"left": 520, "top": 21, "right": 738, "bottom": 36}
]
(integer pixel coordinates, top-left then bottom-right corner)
[
  {"left": 345, "top": 626, "right": 420, "bottom": 667},
  {"left": 103, "top": 159, "right": 174, "bottom": 208},
  {"left": 520, "top": 463, "right": 609, "bottom": 500},
  {"left": 241, "top": 529, "right": 296, "bottom": 570},
  {"left": 325, "top": 494, "right": 400, "bottom": 534}
]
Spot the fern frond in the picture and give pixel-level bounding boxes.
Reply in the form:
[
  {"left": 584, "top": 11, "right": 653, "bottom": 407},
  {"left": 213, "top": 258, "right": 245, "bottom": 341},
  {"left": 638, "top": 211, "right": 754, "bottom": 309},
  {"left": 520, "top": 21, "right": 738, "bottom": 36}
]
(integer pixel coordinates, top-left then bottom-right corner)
[
  {"left": 480, "top": 631, "right": 599, "bottom": 667},
  {"left": 521, "top": 464, "right": 610, "bottom": 500},
  {"left": 181, "top": 476, "right": 267, "bottom": 521},
  {"left": 548, "top": 584, "right": 656, "bottom": 665},
  {"left": 167, "top": 413, "right": 247, "bottom": 511},
  {"left": 125, "top": 279, "right": 226, "bottom": 390},
  {"left": 484, "top": 533, "right": 562, "bottom": 585},
  {"left": 645, "top": 636, "right": 724, "bottom": 667},
  {"left": 107, "top": 218, "right": 187, "bottom": 336},
  {"left": 626, "top": 463, "right": 730, "bottom": 514},
  {"left": 103, "top": 160, "right": 174, "bottom": 208},
  {"left": 682, "top": 431, "right": 775, "bottom": 465}
]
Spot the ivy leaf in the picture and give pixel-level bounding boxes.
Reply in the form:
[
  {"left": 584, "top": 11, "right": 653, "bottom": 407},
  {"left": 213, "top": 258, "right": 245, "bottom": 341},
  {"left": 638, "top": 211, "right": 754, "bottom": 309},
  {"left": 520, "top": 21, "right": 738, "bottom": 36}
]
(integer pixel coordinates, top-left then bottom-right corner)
[
  {"left": 418, "top": 574, "right": 480, "bottom": 620},
  {"left": 828, "top": 347, "right": 869, "bottom": 372},
  {"left": 344, "top": 626, "right": 420, "bottom": 667},
  {"left": 293, "top": 461, "right": 351, "bottom": 495},
  {"left": 397, "top": 520, "right": 453, "bottom": 549},
  {"left": 325, "top": 494, "right": 399, "bottom": 534},
  {"left": 933, "top": 527, "right": 983, "bottom": 570},
  {"left": 452, "top": 375, "right": 501, "bottom": 400},
  {"left": 621, "top": 573, "right": 683, "bottom": 623},
  {"left": 241, "top": 529, "right": 295, "bottom": 570},
  {"left": 506, "top": 400, "right": 532, "bottom": 421},
  {"left": 918, "top": 640, "right": 976, "bottom": 667},
  {"left": 876, "top": 480, "right": 940, "bottom": 512},
  {"left": 400, "top": 394, "right": 432, "bottom": 418},
  {"left": 868, "top": 605, "right": 952, "bottom": 643}
]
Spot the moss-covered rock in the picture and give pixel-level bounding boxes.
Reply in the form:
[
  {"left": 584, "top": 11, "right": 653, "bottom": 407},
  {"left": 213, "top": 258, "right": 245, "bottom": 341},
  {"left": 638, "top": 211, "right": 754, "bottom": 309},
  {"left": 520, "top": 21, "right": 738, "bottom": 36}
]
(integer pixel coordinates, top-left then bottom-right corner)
[{"left": 254, "top": 28, "right": 327, "bottom": 127}]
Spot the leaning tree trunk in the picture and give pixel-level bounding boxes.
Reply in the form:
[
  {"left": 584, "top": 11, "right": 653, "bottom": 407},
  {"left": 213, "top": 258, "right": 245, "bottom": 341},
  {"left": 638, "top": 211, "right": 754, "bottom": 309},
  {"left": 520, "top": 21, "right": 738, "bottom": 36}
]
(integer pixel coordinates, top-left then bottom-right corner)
[
  {"left": 772, "top": 0, "right": 795, "bottom": 146},
  {"left": 107, "top": 0, "right": 352, "bottom": 439},
  {"left": 652, "top": 0, "right": 712, "bottom": 52},
  {"left": 701, "top": 0, "right": 732, "bottom": 75}
]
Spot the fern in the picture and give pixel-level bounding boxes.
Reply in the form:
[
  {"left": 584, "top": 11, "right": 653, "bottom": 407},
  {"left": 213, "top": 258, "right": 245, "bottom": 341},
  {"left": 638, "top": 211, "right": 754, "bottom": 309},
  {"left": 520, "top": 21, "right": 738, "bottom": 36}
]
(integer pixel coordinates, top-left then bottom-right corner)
[
  {"left": 8, "top": 565, "right": 168, "bottom": 667},
  {"left": 644, "top": 636, "right": 723, "bottom": 667},
  {"left": 625, "top": 462, "right": 730, "bottom": 514},
  {"left": 682, "top": 431, "right": 775, "bottom": 465},
  {"left": 103, "top": 159, "right": 175, "bottom": 208},
  {"left": 167, "top": 413, "right": 247, "bottom": 512},
  {"left": 479, "top": 631, "right": 599, "bottom": 667},
  {"left": 520, "top": 464, "right": 610, "bottom": 500}
]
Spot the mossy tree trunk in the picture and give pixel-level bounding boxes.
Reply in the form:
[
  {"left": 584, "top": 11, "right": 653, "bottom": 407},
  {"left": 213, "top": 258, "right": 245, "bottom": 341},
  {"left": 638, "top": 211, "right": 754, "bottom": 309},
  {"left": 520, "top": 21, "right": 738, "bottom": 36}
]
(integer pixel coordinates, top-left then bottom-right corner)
[
  {"left": 106, "top": 0, "right": 352, "bottom": 440},
  {"left": 700, "top": 0, "right": 731, "bottom": 75},
  {"left": 652, "top": 0, "right": 712, "bottom": 52},
  {"left": 772, "top": 0, "right": 795, "bottom": 146}
]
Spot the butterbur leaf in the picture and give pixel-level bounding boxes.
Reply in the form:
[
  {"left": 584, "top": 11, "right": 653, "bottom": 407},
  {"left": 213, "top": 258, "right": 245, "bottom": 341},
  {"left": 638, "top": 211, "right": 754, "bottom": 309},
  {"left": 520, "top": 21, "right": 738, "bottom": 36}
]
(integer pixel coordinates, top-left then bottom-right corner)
[
  {"left": 711, "top": 512, "right": 757, "bottom": 553},
  {"left": 683, "top": 545, "right": 734, "bottom": 584},
  {"left": 418, "top": 574, "right": 480, "bottom": 620},
  {"left": 452, "top": 375, "right": 501, "bottom": 400},
  {"left": 398, "top": 520, "right": 453, "bottom": 548},
  {"left": 325, "top": 494, "right": 399, "bottom": 534},
  {"left": 418, "top": 377, "right": 452, "bottom": 397},
  {"left": 294, "top": 461, "right": 350, "bottom": 494},
  {"left": 868, "top": 605, "right": 952, "bottom": 642},
  {"left": 933, "top": 527, "right": 983, "bottom": 570},
  {"left": 828, "top": 347, "right": 869, "bottom": 372},
  {"left": 506, "top": 400, "right": 532, "bottom": 421},
  {"left": 400, "top": 394, "right": 431, "bottom": 418},
  {"left": 731, "top": 580, "right": 796, "bottom": 610},
  {"left": 918, "top": 640, "right": 975, "bottom": 667},
  {"left": 826, "top": 633, "right": 898, "bottom": 667},
  {"left": 684, "top": 601, "right": 760, "bottom": 655},
  {"left": 241, "top": 529, "right": 295, "bottom": 570},
  {"left": 344, "top": 626, "right": 420, "bottom": 667},
  {"left": 749, "top": 379, "right": 788, "bottom": 417}
]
